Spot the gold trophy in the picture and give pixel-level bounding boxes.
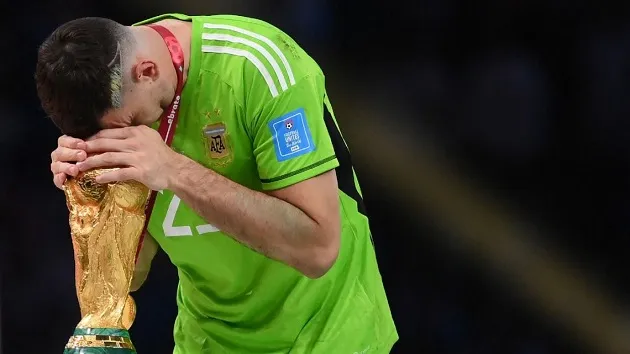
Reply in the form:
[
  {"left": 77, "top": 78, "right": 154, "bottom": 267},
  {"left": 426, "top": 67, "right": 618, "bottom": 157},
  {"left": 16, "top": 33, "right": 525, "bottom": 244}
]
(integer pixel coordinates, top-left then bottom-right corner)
[{"left": 63, "top": 168, "right": 150, "bottom": 353}]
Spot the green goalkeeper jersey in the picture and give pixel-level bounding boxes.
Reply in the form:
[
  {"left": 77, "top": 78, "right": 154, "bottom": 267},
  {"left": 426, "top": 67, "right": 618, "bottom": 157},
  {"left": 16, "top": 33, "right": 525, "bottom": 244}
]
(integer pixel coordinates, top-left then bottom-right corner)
[{"left": 135, "top": 14, "right": 397, "bottom": 354}]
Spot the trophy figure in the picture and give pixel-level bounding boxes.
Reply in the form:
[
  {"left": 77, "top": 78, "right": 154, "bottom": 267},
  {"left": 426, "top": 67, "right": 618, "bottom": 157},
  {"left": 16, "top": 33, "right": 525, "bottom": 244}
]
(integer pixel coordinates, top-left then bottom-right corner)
[{"left": 63, "top": 168, "right": 150, "bottom": 353}]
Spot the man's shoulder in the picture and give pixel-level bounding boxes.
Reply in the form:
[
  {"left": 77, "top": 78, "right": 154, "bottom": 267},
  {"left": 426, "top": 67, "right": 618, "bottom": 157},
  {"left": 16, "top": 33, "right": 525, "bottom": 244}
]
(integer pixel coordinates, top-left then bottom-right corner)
[
  {"left": 194, "top": 13, "right": 312, "bottom": 68},
  {"left": 193, "top": 15, "right": 321, "bottom": 101},
  {"left": 196, "top": 14, "right": 286, "bottom": 34}
]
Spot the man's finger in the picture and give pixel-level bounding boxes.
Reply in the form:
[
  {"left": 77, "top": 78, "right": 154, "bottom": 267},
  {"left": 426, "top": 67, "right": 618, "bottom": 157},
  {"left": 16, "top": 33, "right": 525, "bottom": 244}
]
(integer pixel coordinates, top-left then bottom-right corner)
[
  {"left": 90, "top": 127, "right": 135, "bottom": 140},
  {"left": 58, "top": 135, "right": 87, "bottom": 150},
  {"left": 53, "top": 173, "right": 67, "bottom": 189},
  {"left": 96, "top": 167, "right": 137, "bottom": 184},
  {"left": 51, "top": 161, "right": 79, "bottom": 176},
  {"left": 76, "top": 152, "right": 132, "bottom": 171},
  {"left": 85, "top": 138, "right": 133, "bottom": 154},
  {"left": 51, "top": 147, "right": 86, "bottom": 163}
]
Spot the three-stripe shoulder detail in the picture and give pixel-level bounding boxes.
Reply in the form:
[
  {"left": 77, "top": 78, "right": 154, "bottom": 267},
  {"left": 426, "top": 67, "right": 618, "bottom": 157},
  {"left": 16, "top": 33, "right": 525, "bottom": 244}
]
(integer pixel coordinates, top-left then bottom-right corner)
[{"left": 201, "top": 23, "right": 296, "bottom": 98}]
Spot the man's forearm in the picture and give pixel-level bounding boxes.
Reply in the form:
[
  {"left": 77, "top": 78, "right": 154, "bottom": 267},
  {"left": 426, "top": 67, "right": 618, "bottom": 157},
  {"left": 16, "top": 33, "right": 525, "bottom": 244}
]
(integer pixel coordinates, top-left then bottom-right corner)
[{"left": 167, "top": 154, "right": 332, "bottom": 278}]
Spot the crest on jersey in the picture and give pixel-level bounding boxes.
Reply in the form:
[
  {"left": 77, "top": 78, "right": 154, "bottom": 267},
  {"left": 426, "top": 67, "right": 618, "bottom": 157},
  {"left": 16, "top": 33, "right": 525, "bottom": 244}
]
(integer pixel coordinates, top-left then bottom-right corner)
[{"left": 203, "top": 122, "right": 232, "bottom": 165}]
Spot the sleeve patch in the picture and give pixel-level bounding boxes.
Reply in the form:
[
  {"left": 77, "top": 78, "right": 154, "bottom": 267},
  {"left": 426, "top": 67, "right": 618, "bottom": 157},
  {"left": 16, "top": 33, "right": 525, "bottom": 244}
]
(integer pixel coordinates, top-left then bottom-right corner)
[{"left": 268, "top": 108, "right": 315, "bottom": 162}]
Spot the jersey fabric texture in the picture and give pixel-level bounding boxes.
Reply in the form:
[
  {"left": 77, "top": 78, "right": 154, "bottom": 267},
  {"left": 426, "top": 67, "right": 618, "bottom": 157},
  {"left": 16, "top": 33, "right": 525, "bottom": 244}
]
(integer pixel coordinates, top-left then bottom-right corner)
[{"left": 134, "top": 14, "right": 397, "bottom": 354}]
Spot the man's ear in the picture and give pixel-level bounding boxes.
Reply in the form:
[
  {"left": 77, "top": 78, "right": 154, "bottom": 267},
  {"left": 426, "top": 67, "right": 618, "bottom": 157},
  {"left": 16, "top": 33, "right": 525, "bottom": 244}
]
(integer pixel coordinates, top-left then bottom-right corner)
[{"left": 132, "top": 60, "right": 159, "bottom": 84}]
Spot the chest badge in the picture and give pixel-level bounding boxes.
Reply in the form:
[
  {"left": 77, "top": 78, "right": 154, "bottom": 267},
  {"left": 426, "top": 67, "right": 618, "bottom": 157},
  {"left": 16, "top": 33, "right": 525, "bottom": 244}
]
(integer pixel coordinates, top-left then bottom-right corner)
[{"left": 203, "top": 122, "right": 233, "bottom": 166}]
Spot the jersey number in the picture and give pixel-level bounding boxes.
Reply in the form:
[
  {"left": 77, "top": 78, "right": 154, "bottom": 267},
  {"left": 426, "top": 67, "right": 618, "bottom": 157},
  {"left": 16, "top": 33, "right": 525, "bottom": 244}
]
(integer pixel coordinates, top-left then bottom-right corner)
[{"left": 162, "top": 194, "right": 220, "bottom": 237}]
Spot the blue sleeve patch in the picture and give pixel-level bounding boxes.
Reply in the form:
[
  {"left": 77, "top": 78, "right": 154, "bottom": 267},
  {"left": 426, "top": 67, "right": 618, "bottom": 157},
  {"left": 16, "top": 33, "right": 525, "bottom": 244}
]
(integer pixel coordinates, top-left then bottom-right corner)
[{"left": 268, "top": 108, "right": 315, "bottom": 162}]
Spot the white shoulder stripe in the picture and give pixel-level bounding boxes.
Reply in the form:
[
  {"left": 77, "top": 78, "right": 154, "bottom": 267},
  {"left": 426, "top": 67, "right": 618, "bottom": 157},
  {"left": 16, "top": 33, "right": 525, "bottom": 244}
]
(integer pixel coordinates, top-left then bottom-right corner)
[
  {"left": 202, "top": 33, "right": 288, "bottom": 91},
  {"left": 201, "top": 45, "right": 279, "bottom": 97},
  {"left": 203, "top": 23, "right": 296, "bottom": 85}
]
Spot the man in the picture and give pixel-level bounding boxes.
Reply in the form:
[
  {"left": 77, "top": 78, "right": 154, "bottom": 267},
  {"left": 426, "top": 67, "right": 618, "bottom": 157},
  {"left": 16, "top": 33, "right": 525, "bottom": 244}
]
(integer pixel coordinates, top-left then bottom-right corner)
[{"left": 36, "top": 13, "right": 397, "bottom": 353}]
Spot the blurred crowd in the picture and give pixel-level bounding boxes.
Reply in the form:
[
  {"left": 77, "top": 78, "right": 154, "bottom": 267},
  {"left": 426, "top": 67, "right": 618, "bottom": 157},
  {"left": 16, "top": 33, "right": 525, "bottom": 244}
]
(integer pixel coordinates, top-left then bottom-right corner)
[{"left": 4, "top": 1, "right": 630, "bottom": 353}]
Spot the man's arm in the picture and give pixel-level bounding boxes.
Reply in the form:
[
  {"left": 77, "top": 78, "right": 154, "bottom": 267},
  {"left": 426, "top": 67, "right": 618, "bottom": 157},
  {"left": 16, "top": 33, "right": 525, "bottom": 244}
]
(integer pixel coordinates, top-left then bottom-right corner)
[
  {"left": 79, "top": 73, "right": 342, "bottom": 278},
  {"left": 168, "top": 157, "right": 341, "bottom": 279},
  {"left": 130, "top": 233, "right": 159, "bottom": 292},
  {"left": 78, "top": 125, "right": 341, "bottom": 279}
]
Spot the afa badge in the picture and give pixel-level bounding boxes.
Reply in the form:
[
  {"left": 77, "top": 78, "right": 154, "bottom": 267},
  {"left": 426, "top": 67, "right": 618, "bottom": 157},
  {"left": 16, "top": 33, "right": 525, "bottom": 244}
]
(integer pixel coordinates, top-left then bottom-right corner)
[
  {"left": 203, "top": 122, "right": 233, "bottom": 165},
  {"left": 268, "top": 108, "right": 315, "bottom": 162}
]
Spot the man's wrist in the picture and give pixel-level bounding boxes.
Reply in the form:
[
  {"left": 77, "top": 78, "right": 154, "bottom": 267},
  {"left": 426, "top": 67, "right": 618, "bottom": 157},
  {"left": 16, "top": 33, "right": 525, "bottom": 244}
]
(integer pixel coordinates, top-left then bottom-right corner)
[
  {"left": 165, "top": 151, "right": 218, "bottom": 192},
  {"left": 165, "top": 151, "right": 190, "bottom": 191}
]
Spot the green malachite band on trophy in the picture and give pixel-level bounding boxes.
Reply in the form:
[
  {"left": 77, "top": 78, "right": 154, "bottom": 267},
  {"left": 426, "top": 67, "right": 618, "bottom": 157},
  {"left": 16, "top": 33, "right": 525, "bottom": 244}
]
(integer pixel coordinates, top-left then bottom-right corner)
[
  {"left": 65, "top": 328, "right": 136, "bottom": 354},
  {"left": 73, "top": 328, "right": 131, "bottom": 337},
  {"left": 64, "top": 348, "right": 135, "bottom": 354}
]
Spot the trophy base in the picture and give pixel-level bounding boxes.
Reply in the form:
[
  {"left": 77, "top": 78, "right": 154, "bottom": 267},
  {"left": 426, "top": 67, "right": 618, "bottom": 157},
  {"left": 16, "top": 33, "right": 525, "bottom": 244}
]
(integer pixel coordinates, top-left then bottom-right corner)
[{"left": 64, "top": 328, "right": 136, "bottom": 353}]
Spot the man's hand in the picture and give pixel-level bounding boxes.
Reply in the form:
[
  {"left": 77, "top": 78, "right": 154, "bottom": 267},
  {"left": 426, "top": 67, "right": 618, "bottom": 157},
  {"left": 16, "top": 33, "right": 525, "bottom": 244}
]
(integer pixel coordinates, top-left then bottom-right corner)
[
  {"left": 51, "top": 135, "right": 88, "bottom": 189},
  {"left": 76, "top": 126, "right": 180, "bottom": 190}
]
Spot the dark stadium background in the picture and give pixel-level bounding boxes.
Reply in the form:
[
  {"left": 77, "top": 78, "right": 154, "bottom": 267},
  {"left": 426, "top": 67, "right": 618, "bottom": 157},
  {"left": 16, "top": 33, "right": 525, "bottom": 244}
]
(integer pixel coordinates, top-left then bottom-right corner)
[{"left": 4, "top": 0, "right": 630, "bottom": 353}]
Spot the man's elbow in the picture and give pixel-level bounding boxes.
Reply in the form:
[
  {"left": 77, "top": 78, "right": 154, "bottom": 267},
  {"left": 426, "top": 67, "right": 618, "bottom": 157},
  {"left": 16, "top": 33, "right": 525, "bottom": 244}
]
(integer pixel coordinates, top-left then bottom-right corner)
[{"left": 301, "top": 233, "right": 340, "bottom": 279}]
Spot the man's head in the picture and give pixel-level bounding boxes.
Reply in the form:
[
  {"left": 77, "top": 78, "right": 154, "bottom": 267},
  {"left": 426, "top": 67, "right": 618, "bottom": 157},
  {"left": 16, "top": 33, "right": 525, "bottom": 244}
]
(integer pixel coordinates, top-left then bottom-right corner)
[{"left": 35, "top": 18, "right": 170, "bottom": 139}]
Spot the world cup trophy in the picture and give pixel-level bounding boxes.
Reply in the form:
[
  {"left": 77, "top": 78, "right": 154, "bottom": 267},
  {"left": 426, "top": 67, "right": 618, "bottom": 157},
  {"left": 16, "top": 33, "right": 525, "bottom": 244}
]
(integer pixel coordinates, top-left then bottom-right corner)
[{"left": 62, "top": 168, "right": 151, "bottom": 353}]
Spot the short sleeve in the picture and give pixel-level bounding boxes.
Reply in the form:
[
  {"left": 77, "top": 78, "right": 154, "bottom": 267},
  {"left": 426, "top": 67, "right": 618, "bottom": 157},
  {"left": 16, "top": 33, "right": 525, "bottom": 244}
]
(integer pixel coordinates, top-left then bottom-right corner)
[{"left": 250, "top": 74, "right": 339, "bottom": 190}]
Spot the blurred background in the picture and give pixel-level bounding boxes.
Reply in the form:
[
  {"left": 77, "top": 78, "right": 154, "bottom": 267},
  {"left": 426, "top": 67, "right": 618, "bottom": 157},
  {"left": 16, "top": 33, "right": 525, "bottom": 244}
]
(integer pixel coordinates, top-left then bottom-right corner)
[{"left": 4, "top": 0, "right": 630, "bottom": 353}]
